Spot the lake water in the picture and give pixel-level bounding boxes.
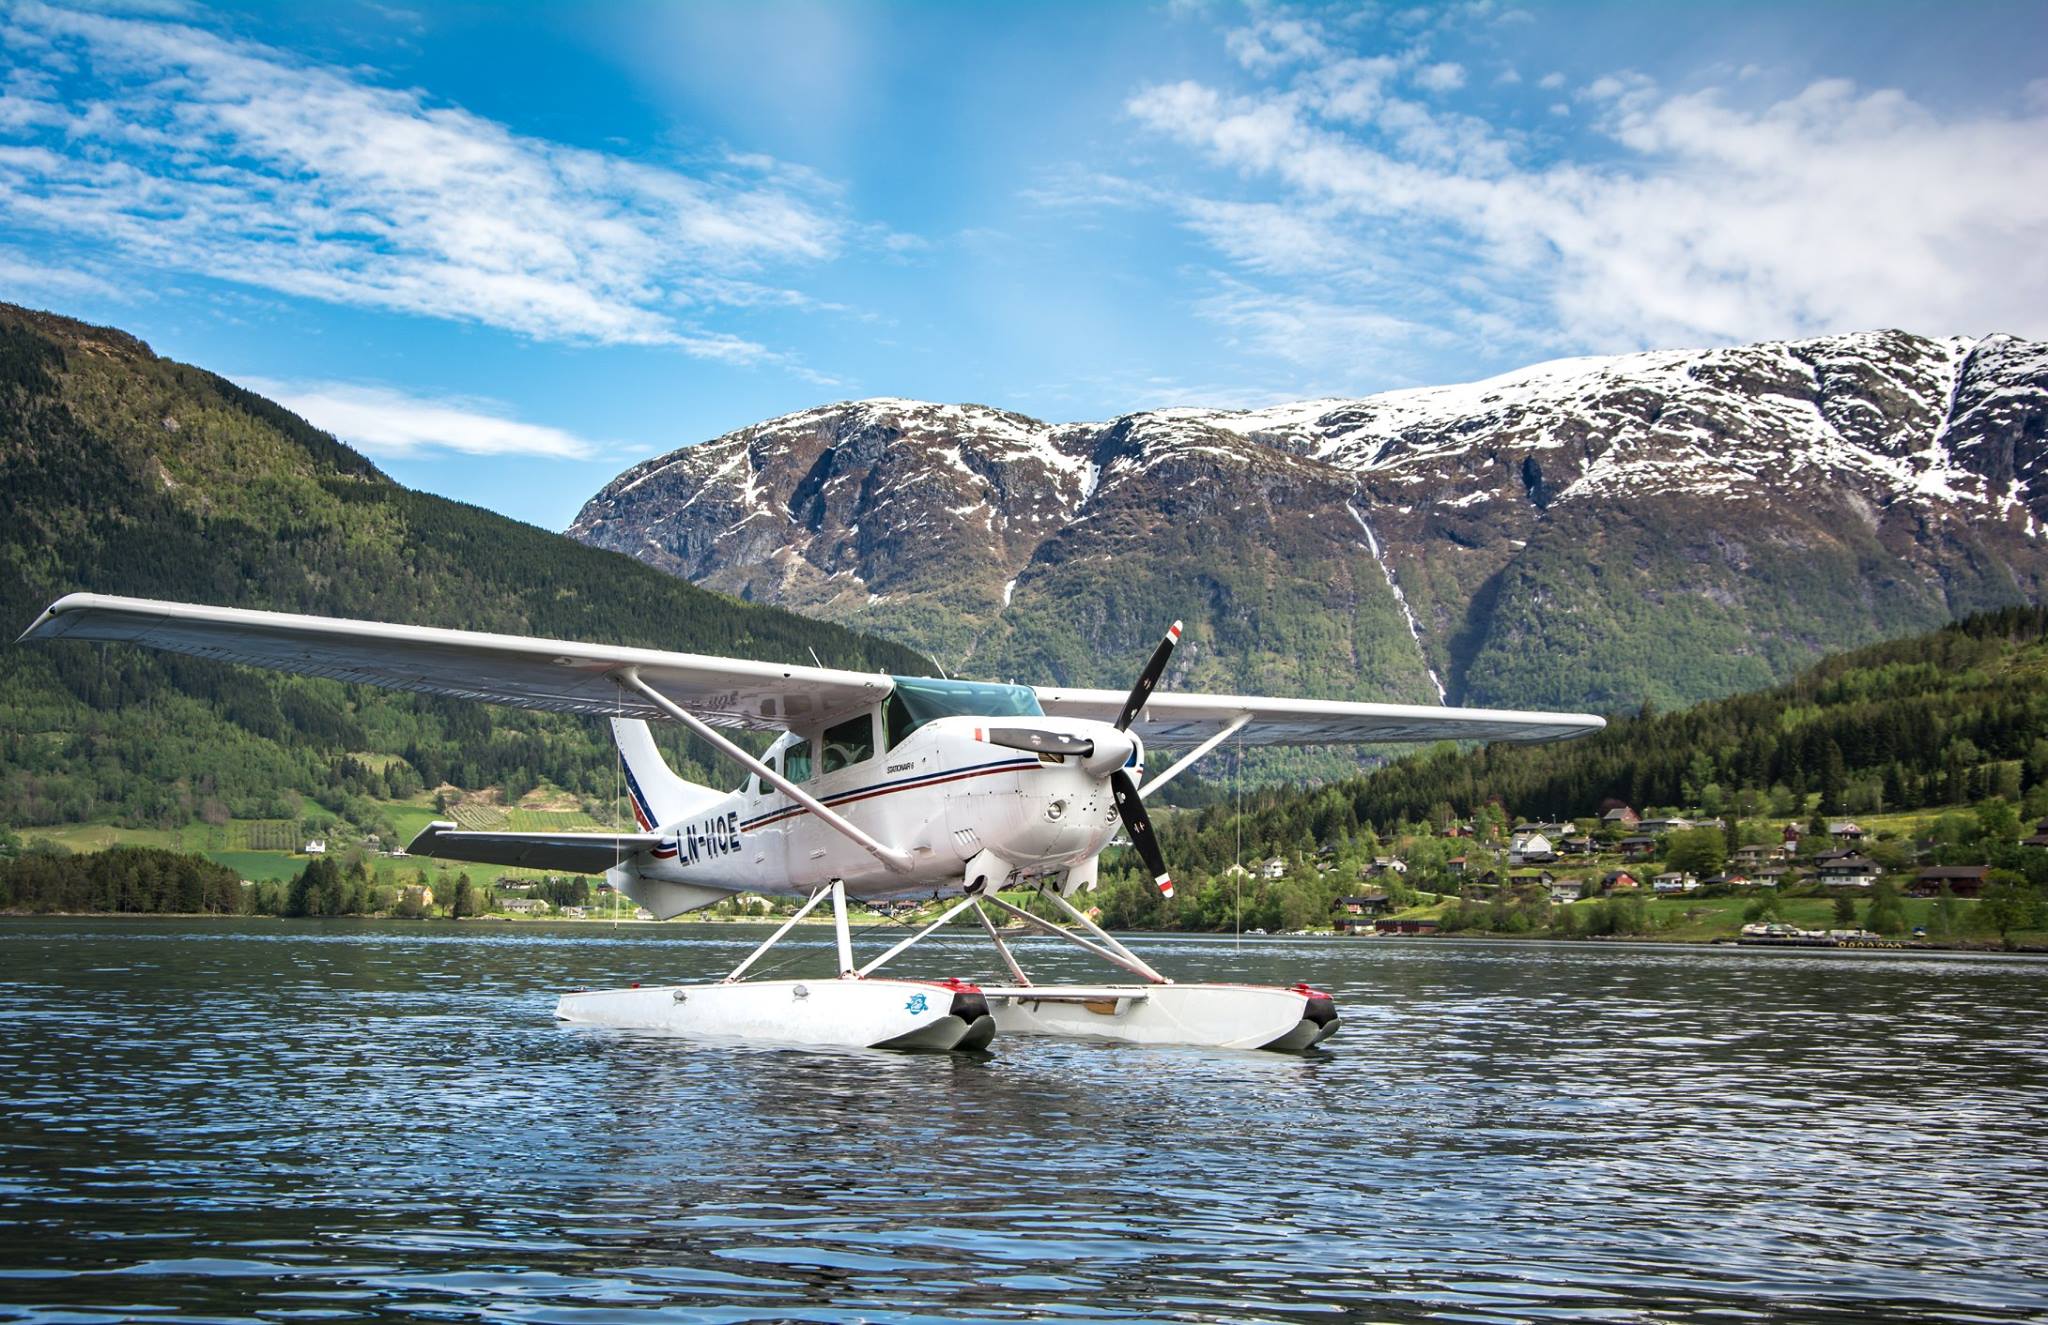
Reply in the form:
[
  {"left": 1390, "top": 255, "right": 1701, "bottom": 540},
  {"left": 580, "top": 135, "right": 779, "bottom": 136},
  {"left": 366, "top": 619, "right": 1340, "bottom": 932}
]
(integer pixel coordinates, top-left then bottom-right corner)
[{"left": 2, "top": 918, "right": 2045, "bottom": 1323}]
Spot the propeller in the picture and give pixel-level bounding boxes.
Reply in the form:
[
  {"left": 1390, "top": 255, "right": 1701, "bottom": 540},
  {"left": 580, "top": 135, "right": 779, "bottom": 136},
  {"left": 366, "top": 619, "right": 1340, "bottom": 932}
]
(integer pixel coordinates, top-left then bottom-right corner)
[
  {"left": 1115, "top": 620, "right": 1181, "bottom": 733},
  {"left": 982, "top": 727, "right": 1095, "bottom": 757},
  {"left": 1110, "top": 620, "right": 1181, "bottom": 899}
]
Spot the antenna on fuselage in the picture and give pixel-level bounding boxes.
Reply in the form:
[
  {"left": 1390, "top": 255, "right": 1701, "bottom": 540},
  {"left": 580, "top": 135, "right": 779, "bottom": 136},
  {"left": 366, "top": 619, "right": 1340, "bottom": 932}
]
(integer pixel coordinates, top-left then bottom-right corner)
[{"left": 807, "top": 646, "right": 824, "bottom": 668}]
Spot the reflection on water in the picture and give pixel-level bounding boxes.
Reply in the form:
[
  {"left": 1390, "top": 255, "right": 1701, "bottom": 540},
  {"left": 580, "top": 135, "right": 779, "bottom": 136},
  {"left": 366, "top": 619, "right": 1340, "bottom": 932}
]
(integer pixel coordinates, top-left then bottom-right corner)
[{"left": 2, "top": 918, "right": 2044, "bottom": 1322}]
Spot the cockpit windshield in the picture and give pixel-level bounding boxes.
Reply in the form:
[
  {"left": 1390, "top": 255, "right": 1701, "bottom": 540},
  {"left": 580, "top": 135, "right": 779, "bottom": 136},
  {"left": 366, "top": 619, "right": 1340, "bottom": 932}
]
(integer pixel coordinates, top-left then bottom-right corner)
[{"left": 885, "top": 676, "right": 1043, "bottom": 750}]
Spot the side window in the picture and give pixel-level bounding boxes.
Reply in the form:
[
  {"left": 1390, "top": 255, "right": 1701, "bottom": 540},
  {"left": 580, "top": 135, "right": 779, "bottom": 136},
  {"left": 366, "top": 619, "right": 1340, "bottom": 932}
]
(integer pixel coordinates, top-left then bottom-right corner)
[
  {"left": 782, "top": 739, "right": 812, "bottom": 783},
  {"left": 820, "top": 713, "right": 875, "bottom": 775},
  {"left": 885, "top": 691, "right": 915, "bottom": 751}
]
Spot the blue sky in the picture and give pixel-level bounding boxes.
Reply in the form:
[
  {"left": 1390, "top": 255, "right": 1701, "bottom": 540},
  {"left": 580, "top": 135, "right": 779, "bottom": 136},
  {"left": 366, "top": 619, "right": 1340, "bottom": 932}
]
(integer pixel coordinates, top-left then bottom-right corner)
[{"left": 3, "top": 0, "right": 2045, "bottom": 530}]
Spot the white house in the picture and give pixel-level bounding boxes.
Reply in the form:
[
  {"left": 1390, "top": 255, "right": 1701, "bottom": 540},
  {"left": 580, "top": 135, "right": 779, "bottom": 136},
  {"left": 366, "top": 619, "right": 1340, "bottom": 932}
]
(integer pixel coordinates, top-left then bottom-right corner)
[
  {"left": 1260, "top": 857, "right": 1288, "bottom": 880},
  {"left": 1509, "top": 833, "right": 1555, "bottom": 865}
]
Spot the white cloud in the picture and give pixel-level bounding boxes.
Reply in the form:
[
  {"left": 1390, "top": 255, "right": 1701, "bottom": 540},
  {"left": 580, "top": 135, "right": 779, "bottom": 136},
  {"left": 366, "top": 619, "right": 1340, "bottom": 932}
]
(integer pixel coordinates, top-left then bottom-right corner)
[
  {"left": 0, "top": 245, "right": 124, "bottom": 300},
  {"left": 238, "top": 378, "right": 604, "bottom": 460},
  {"left": 1537, "top": 71, "right": 1565, "bottom": 90},
  {"left": 0, "top": 2, "right": 852, "bottom": 355},
  {"left": 1412, "top": 61, "right": 1467, "bottom": 93},
  {"left": 1128, "top": 27, "right": 2048, "bottom": 360},
  {"left": 1224, "top": 14, "right": 1328, "bottom": 73},
  {"left": 1195, "top": 276, "right": 1449, "bottom": 375}
]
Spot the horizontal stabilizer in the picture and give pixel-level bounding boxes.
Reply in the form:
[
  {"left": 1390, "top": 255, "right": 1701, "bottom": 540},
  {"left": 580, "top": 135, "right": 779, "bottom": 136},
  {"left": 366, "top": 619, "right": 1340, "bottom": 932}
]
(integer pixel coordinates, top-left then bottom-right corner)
[{"left": 405, "top": 821, "right": 664, "bottom": 874}]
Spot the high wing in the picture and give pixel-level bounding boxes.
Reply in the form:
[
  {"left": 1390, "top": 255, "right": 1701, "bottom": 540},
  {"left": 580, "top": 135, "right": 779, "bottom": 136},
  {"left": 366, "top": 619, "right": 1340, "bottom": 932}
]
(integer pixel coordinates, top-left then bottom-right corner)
[
  {"left": 17, "top": 593, "right": 890, "bottom": 730},
  {"left": 1034, "top": 686, "right": 1604, "bottom": 747},
  {"left": 405, "top": 822, "right": 664, "bottom": 874}
]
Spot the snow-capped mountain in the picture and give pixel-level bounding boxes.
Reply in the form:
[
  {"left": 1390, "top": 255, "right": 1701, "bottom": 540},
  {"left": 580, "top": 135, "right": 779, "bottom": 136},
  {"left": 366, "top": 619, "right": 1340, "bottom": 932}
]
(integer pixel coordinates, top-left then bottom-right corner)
[{"left": 569, "top": 330, "right": 2048, "bottom": 713}]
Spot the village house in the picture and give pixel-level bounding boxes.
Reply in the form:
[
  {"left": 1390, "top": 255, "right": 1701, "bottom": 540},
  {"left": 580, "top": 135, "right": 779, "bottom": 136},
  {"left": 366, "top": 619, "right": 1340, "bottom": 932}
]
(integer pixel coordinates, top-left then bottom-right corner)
[
  {"left": 1339, "top": 890, "right": 1394, "bottom": 916},
  {"left": 501, "top": 897, "right": 551, "bottom": 914},
  {"left": 1509, "top": 832, "right": 1557, "bottom": 865},
  {"left": 1375, "top": 917, "right": 1439, "bottom": 935},
  {"left": 1652, "top": 872, "right": 1700, "bottom": 894},
  {"left": 1446, "top": 854, "right": 1468, "bottom": 875},
  {"left": 1442, "top": 821, "right": 1474, "bottom": 838},
  {"left": 1558, "top": 834, "right": 1595, "bottom": 856},
  {"left": 1732, "top": 844, "right": 1774, "bottom": 869},
  {"left": 302, "top": 838, "right": 327, "bottom": 855},
  {"left": 1619, "top": 836, "right": 1659, "bottom": 860},
  {"left": 1829, "top": 821, "right": 1867, "bottom": 843},
  {"left": 1603, "top": 870, "right": 1641, "bottom": 891},
  {"left": 1260, "top": 857, "right": 1288, "bottom": 880},
  {"left": 1755, "top": 865, "right": 1792, "bottom": 887},
  {"left": 1910, "top": 865, "right": 1989, "bottom": 898},
  {"left": 1636, "top": 817, "right": 1693, "bottom": 835},
  {"left": 1816, "top": 855, "right": 1880, "bottom": 888},
  {"left": 1548, "top": 878, "right": 1585, "bottom": 903},
  {"left": 1367, "top": 857, "right": 1409, "bottom": 877},
  {"left": 1782, "top": 823, "right": 1804, "bottom": 847},
  {"left": 1509, "top": 870, "right": 1557, "bottom": 887},
  {"left": 2022, "top": 819, "right": 2048, "bottom": 849},
  {"left": 1602, "top": 806, "right": 1641, "bottom": 829}
]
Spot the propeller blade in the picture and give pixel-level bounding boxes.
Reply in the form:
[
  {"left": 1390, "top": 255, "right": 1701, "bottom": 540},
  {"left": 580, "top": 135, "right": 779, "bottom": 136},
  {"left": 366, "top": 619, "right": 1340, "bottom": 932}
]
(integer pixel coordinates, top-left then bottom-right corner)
[
  {"left": 1110, "top": 768, "right": 1174, "bottom": 899},
  {"left": 1114, "top": 619, "right": 1182, "bottom": 732},
  {"left": 983, "top": 727, "right": 1094, "bottom": 757}
]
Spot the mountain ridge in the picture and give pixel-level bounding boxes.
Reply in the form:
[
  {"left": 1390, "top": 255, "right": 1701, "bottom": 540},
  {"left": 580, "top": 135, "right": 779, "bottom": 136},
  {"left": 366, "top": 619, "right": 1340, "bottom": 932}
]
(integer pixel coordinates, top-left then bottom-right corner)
[{"left": 569, "top": 328, "right": 2048, "bottom": 714}]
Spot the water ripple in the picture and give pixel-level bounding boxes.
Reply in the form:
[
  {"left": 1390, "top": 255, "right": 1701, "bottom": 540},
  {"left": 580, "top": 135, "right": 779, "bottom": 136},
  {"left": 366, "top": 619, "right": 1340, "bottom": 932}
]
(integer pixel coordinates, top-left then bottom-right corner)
[{"left": 1, "top": 919, "right": 2044, "bottom": 1322}]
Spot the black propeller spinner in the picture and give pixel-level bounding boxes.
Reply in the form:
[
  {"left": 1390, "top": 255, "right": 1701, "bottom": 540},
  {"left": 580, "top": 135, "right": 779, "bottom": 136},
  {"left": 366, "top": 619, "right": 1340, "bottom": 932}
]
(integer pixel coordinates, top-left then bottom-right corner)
[{"left": 1111, "top": 620, "right": 1181, "bottom": 899}]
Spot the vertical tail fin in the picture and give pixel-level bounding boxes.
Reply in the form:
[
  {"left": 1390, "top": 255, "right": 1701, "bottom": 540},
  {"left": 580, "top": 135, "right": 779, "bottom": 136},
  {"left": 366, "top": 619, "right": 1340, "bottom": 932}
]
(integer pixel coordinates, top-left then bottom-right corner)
[{"left": 610, "top": 718, "right": 720, "bottom": 828}]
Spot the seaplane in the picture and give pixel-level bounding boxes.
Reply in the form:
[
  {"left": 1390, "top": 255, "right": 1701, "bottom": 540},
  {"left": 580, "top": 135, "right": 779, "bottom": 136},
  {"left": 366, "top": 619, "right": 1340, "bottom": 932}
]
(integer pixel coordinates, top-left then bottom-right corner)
[{"left": 19, "top": 593, "right": 1604, "bottom": 1052}]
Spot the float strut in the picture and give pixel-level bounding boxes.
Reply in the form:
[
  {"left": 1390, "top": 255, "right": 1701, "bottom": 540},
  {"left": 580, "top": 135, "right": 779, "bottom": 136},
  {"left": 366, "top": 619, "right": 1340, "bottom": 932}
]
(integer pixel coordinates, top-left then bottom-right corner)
[
  {"left": 980, "top": 893, "right": 1170, "bottom": 985},
  {"left": 857, "top": 894, "right": 980, "bottom": 978},
  {"left": 974, "top": 900, "right": 1034, "bottom": 986},
  {"left": 831, "top": 879, "right": 854, "bottom": 977},
  {"left": 1036, "top": 883, "right": 1165, "bottom": 976},
  {"left": 725, "top": 884, "right": 831, "bottom": 982}
]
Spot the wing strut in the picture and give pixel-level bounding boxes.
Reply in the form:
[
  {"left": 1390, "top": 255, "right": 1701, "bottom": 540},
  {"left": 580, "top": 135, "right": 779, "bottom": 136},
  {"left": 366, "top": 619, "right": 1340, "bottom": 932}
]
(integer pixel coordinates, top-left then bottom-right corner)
[
  {"left": 612, "top": 667, "right": 914, "bottom": 876},
  {"left": 1139, "top": 713, "right": 1252, "bottom": 801}
]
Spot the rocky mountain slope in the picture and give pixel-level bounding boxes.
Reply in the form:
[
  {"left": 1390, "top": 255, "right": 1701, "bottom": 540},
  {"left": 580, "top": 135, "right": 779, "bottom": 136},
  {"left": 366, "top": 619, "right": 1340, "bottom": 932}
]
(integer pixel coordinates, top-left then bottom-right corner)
[{"left": 571, "top": 330, "right": 2048, "bottom": 713}]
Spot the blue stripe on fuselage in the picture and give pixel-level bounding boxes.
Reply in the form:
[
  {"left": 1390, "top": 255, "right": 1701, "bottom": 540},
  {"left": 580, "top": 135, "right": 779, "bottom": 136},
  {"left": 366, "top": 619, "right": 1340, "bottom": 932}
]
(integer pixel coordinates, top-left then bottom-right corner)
[{"left": 740, "top": 756, "right": 1042, "bottom": 831}]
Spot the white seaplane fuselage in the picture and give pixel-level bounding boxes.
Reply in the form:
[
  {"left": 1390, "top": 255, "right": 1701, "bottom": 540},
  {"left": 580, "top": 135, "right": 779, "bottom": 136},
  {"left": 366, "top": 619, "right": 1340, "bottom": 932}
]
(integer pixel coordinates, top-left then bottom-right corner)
[{"left": 620, "top": 712, "right": 1131, "bottom": 917}]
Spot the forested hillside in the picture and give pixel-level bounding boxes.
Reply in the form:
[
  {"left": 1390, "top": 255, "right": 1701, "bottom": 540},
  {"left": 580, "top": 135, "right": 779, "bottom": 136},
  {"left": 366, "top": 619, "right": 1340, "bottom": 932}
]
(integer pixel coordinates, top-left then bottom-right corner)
[
  {"left": 1097, "top": 606, "right": 2048, "bottom": 928},
  {"left": 0, "top": 303, "right": 929, "bottom": 835}
]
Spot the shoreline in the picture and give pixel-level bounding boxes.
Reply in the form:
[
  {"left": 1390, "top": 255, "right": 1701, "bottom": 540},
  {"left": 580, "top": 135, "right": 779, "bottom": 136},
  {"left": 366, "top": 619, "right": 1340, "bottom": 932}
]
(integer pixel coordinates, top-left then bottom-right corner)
[{"left": 4, "top": 909, "right": 2040, "bottom": 954}]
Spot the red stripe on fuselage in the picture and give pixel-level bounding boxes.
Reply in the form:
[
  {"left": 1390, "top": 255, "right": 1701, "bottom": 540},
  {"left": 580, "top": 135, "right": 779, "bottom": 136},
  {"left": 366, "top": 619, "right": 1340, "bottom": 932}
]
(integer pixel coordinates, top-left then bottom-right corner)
[{"left": 741, "top": 758, "right": 1040, "bottom": 832}]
